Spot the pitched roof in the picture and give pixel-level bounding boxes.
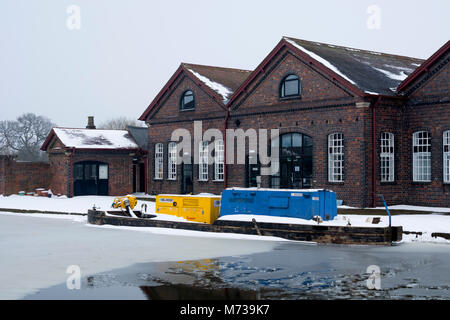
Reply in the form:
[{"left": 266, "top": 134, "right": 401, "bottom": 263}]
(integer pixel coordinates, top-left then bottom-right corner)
[
  {"left": 397, "top": 40, "right": 450, "bottom": 93},
  {"left": 139, "top": 63, "right": 251, "bottom": 120},
  {"left": 41, "top": 128, "right": 139, "bottom": 151},
  {"left": 182, "top": 63, "right": 252, "bottom": 103},
  {"left": 283, "top": 37, "right": 425, "bottom": 95},
  {"left": 127, "top": 125, "right": 148, "bottom": 150}
]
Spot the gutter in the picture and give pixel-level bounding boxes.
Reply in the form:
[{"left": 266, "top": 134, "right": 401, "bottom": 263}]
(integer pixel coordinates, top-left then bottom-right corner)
[
  {"left": 224, "top": 107, "right": 230, "bottom": 189},
  {"left": 371, "top": 96, "right": 382, "bottom": 207}
]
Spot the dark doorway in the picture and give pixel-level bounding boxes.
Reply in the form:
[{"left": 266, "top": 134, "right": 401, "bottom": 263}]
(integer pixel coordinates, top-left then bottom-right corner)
[
  {"left": 139, "top": 163, "right": 145, "bottom": 193},
  {"left": 132, "top": 162, "right": 146, "bottom": 193},
  {"left": 271, "top": 133, "right": 312, "bottom": 189},
  {"left": 181, "top": 161, "right": 193, "bottom": 194},
  {"left": 73, "top": 161, "right": 109, "bottom": 196},
  {"left": 247, "top": 153, "right": 261, "bottom": 187},
  {"left": 133, "top": 164, "right": 137, "bottom": 193}
]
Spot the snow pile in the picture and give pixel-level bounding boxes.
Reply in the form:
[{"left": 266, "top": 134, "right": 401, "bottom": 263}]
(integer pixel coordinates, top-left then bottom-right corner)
[
  {"left": 284, "top": 38, "right": 357, "bottom": 85},
  {"left": 188, "top": 69, "right": 233, "bottom": 103},
  {"left": 0, "top": 195, "right": 119, "bottom": 213},
  {"left": 53, "top": 128, "right": 139, "bottom": 149},
  {"left": 372, "top": 67, "right": 409, "bottom": 81}
]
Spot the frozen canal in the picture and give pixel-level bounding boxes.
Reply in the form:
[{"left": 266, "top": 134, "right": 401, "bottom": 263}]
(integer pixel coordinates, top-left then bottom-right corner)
[{"left": 1, "top": 213, "right": 449, "bottom": 300}]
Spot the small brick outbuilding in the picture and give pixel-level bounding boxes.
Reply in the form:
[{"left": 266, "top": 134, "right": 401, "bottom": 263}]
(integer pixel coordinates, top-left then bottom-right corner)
[{"left": 41, "top": 118, "right": 148, "bottom": 197}]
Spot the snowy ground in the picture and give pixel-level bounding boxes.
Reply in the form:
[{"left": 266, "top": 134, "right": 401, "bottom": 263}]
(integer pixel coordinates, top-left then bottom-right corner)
[
  {"left": 0, "top": 194, "right": 117, "bottom": 213},
  {"left": 339, "top": 204, "right": 450, "bottom": 214}
]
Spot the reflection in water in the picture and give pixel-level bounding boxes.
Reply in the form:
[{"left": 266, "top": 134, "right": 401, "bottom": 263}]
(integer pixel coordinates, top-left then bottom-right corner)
[
  {"left": 140, "top": 284, "right": 259, "bottom": 300},
  {"left": 24, "top": 243, "right": 450, "bottom": 300}
]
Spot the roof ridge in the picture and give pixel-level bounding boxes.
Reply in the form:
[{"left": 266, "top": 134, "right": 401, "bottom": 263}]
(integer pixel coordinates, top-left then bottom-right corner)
[
  {"left": 181, "top": 62, "right": 252, "bottom": 73},
  {"left": 283, "top": 36, "right": 425, "bottom": 61},
  {"left": 53, "top": 127, "right": 129, "bottom": 132}
]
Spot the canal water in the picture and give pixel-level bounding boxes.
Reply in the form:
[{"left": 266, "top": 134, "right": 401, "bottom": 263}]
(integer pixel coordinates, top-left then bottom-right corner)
[{"left": 25, "top": 241, "right": 450, "bottom": 300}]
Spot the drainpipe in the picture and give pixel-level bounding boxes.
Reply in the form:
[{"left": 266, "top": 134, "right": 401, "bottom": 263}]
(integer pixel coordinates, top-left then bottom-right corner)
[
  {"left": 66, "top": 148, "right": 74, "bottom": 198},
  {"left": 371, "top": 96, "right": 382, "bottom": 208},
  {"left": 224, "top": 107, "right": 230, "bottom": 190}
]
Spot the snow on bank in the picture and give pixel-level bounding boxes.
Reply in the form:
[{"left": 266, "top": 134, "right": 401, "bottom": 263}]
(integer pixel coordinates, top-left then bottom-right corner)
[
  {"left": 0, "top": 195, "right": 129, "bottom": 214},
  {"left": 339, "top": 204, "right": 450, "bottom": 214}
]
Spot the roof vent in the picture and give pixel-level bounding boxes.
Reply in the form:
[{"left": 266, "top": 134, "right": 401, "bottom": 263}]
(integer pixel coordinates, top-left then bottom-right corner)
[{"left": 86, "top": 116, "right": 96, "bottom": 129}]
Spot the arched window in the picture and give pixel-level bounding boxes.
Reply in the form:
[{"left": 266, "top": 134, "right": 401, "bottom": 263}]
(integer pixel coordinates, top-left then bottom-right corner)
[
  {"left": 180, "top": 90, "right": 195, "bottom": 110},
  {"left": 444, "top": 130, "right": 450, "bottom": 183},
  {"left": 280, "top": 74, "right": 301, "bottom": 98},
  {"left": 380, "top": 132, "right": 394, "bottom": 182},
  {"left": 154, "top": 143, "right": 163, "bottom": 180},
  {"left": 412, "top": 131, "right": 431, "bottom": 182}
]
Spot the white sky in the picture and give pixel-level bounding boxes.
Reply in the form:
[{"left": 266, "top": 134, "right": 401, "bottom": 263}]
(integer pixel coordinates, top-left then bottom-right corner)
[{"left": 0, "top": 0, "right": 449, "bottom": 127}]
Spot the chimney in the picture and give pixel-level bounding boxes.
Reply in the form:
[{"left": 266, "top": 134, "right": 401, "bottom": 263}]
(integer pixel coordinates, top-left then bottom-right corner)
[{"left": 86, "top": 116, "right": 96, "bottom": 129}]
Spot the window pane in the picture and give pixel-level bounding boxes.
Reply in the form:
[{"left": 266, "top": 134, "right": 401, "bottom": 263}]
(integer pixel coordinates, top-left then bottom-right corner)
[
  {"left": 155, "top": 143, "right": 163, "bottom": 179},
  {"left": 413, "top": 131, "right": 431, "bottom": 182},
  {"left": 444, "top": 131, "right": 450, "bottom": 183},
  {"left": 284, "top": 79, "right": 299, "bottom": 96},
  {"left": 328, "top": 133, "right": 344, "bottom": 182},
  {"left": 74, "top": 165, "right": 83, "bottom": 180},
  {"left": 181, "top": 91, "right": 194, "bottom": 110},
  {"left": 380, "top": 133, "right": 394, "bottom": 182},
  {"left": 99, "top": 165, "right": 108, "bottom": 180}
]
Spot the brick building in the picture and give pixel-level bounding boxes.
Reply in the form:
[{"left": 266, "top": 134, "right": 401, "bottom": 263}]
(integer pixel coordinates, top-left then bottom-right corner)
[
  {"left": 40, "top": 118, "right": 148, "bottom": 197},
  {"left": 140, "top": 37, "right": 449, "bottom": 208}
]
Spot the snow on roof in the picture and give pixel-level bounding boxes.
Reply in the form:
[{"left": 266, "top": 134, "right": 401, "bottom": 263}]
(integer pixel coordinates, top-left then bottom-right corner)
[
  {"left": 52, "top": 128, "right": 139, "bottom": 149},
  {"left": 188, "top": 68, "right": 234, "bottom": 103},
  {"left": 284, "top": 38, "right": 357, "bottom": 86},
  {"left": 283, "top": 37, "right": 424, "bottom": 95},
  {"left": 372, "top": 67, "right": 409, "bottom": 81}
]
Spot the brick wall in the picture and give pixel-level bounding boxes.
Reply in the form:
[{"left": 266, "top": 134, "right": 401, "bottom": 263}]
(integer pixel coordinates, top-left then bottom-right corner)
[
  {"left": 0, "top": 155, "right": 51, "bottom": 196},
  {"left": 147, "top": 73, "right": 226, "bottom": 195},
  {"left": 47, "top": 150, "right": 136, "bottom": 197}
]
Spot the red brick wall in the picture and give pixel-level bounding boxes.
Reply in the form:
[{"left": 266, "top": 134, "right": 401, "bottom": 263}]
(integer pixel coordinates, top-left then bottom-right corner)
[
  {"left": 0, "top": 155, "right": 50, "bottom": 196},
  {"left": 147, "top": 72, "right": 226, "bottom": 195},
  {"left": 47, "top": 150, "right": 136, "bottom": 197}
]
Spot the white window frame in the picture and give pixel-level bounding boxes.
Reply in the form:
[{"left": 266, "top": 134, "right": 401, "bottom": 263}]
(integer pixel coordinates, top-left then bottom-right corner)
[
  {"left": 328, "top": 133, "right": 344, "bottom": 182},
  {"left": 444, "top": 130, "right": 450, "bottom": 184},
  {"left": 214, "top": 140, "right": 224, "bottom": 181},
  {"left": 154, "top": 143, "right": 164, "bottom": 180},
  {"left": 413, "top": 131, "right": 431, "bottom": 182},
  {"left": 167, "top": 142, "right": 177, "bottom": 180},
  {"left": 198, "top": 141, "right": 209, "bottom": 181},
  {"left": 380, "top": 132, "right": 395, "bottom": 182}
]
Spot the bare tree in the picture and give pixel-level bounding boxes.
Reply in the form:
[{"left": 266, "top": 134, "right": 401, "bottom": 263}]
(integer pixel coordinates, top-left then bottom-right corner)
[
  {"left": 98, "top": 117, "right": 146, "bottom": 130},
  {"left": 0, "top": 113, "right": 55, "bottom": 161}
]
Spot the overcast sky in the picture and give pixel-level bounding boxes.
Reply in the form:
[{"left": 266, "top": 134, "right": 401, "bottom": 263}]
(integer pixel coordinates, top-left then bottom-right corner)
[{"left": 1, "top": 0, "right": 449, "bottom": 128}]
